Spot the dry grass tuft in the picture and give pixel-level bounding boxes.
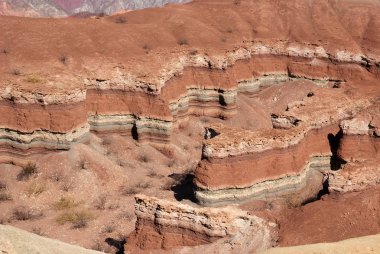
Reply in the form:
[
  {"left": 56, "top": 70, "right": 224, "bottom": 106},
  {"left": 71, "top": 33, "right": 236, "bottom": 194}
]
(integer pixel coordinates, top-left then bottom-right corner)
[
  {"left": 121, "top": 181, "right": 151, "bottom": 196},
  {"left": 0, "top": 192, "right": 12, "bottom": 202},
  {"left": 18, "top": 162, "right": 39, "bottom": 181},
  {"left": 138, "top": 153, "right": 150, "bottom": 163},
  {"left": 56, "top": 210, "right": 94, "bottom": 229},
  {"left": 0, "top": 181, "right": 7, "bottom": 190},
  {"left": 26, "top": 182, "right": 46, "bottom": 197},
  {"left": 177, "top": 38, "right": 189, "bottom": 46},
  {"left": 25, "top": 74, "right": 43, "bottom": 84},
  {"left": 13, "top": 206, "right": 44, "bottom": 221},
  {"left": 52, "top": 197, "right": 78, "bottom": 210},
  {"left": 93, "top": 194, "right": 107, "bottom": 210}
]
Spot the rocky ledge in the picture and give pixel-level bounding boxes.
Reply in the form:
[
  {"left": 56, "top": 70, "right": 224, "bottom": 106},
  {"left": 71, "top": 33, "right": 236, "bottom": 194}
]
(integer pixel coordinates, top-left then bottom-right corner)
[{"left": 126, "top": 194, "right": 277, "bottom": 251}]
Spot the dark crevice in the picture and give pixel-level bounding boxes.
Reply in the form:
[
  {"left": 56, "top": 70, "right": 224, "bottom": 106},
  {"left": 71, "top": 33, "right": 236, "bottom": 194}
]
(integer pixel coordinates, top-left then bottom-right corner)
[
  {"left": 328, "top": 130, "right": 346, "bottom": 171},
  {"left": 170, "top": 173, "right": 197, "bottom": 203},
  {"left": 105, "top": 237, "right": 126, "bottom": 254},
  {"left": 218, "top": 94, "right": 227, "bottom": 106},
  {"left": 204, "top": 127, "right": 220, "bottom": 139},
  {"left": 131, "top": 124, "right": 138, "bottom": 140}
]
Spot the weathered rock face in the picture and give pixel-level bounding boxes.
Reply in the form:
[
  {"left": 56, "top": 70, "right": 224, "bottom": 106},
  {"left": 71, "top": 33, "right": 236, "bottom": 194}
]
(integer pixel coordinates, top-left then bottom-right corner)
[
  {"left": 327, "top": 103, "right": 380, "bottom": 192},
  {"left": 0, "top": 0, "right": 379, "bottom": 163},
  {"left": 126, "top": 195, "right": 277, "bottom": 251},
  {"left": 0, "top": 50, "right": 377, "bottom": 164},
  {"left": 194, "top": 83, "right": 373, "bottom": 205},
  {"left": 0, "top": 0, "right": 190, "bottom": 17}
]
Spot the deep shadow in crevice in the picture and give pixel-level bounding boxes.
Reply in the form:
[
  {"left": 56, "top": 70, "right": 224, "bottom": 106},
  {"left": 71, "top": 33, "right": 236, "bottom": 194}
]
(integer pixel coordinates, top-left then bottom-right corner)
[
  {"left": 105, "top": 237, "right": 126, "bottom": 254},
  {"left": 301, "top": 177, "right": 330, "bottom": 206},
  {"left": 218, "top": 94, "right": 227, "bottom": 106},
  {"left": 131, "top": 124, "right": 138, "bottom": 140},
  {"left": 328, "top": 130, "right": 346, "bottom": 171},
  {"left": 204, "top": 127, "right": 220, "bottom": 139},
  {"left": 170, "top": 173, "right": 197, "bottom": 203}
]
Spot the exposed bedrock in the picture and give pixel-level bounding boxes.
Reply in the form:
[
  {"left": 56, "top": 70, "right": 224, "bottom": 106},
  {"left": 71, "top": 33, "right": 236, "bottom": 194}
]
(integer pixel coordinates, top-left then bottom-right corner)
[
  {"left": 338, "top": 107, "right": 380, "bottom": 162},
  {"left": 194, "top": 86, "right": 373, "bottom": 205},
  {"left": 195, "top": 125, "right": 337, "bottom": 206},
  {"left": 0, "top": 50, "right": 377, "bottom": 158},
  {"left": 328, "top": 105, "right": 380, "bottom": 192},
  {"left": 126, "top": 195, "right": 277, "bottom": 251}
]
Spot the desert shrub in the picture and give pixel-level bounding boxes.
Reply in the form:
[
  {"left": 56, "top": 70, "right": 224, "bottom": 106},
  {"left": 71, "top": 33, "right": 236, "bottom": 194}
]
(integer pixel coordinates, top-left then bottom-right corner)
[
  {"left": 11, "top": 69, "right": 21, "bottom": 76},
  {"left": 121, "top": 186, "right": 139, "bottom": 196},
  {"left": 18, "top": 162, "right": 39, "bottom": 181},
  {"left": 78, "top": 159, "right": 87, "bottom": 170},
  {"left": 52, "top": 197, "right": 78, "bottom": 210},
  {"left": 2, "top": 48, "right": 9, "bottom": 54},
  {"left": 177, "top": 38, "right": 189, "bottom": 46},
  {"left": 101, "top": 223, "right": 115, "bottom": 234},
  {"left": 0, "top": 181, "right": 6, "bottom": 190},
  {"left": 25, "top": 75, "right": 43, "bottom": 83},
  {"left": 93, "top": 194, "right": 107, "bottom": 210},
  {"left": 142, "top": 44, "right": 151, "bottom": 52},
  {"left": 0, "top": 192, "right": 12, "bottom": 201},
  {"left": 59, "top": 54, "right": 68, "bottom": 65},
  {"left": 115, "top": 16, "right": 127, "bottom": 24},
  {"left": 167, "top": 159, "right": 175, "bottom": 168},
  {"left": 56, "top": 210, "right": 94, "bottom": 228},
  {"left": 147, "top": 169, "right": 164, "bottom": 179},
  {"left": 26, "top": 182, "right": 46, "bottom": 197},
  {"left": 13, "top": 206, "right": 44, "bottom": 221},
  {"left": 138, "top": 153, "right": 150, "bottom": 163},
  {"left": 226, "top": 28, "right": 234, "bottom": 33},
  {"left": 136, "top": 181, "right": 151, "bottom": 189},
  {"left": 121, "top": 181, "right": 151, "bottom": 196},
  {"left": 233, "top": 0, "right": 241, "bottom": 5}
]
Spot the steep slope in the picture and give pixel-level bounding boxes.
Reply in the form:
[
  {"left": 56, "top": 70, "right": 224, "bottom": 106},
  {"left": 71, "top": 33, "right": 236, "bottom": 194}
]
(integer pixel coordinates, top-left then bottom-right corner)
[{"left": 0, "top": 0, "right": 190, "bottom": 17}]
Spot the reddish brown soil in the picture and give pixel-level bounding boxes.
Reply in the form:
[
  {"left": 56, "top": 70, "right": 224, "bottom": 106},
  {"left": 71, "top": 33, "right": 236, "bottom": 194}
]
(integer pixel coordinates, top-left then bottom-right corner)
[
  {"left": 277, "top": 186, "right": 380, "bottom": 246},
  {"left": 0, "top": 0, "right": 380, "bottom": 253},
  {"left": 1, "top": 0, "right": 380, "bottom": 93}
]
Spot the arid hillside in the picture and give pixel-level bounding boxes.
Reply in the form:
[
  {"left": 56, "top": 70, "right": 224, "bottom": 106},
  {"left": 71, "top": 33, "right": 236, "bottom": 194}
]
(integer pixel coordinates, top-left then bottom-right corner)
[
  {"left": 0, "top": 0, "right": 189, "bottom": 17},
  {"left": 0, "top": 0, "right": 379, "bottom": 253}
]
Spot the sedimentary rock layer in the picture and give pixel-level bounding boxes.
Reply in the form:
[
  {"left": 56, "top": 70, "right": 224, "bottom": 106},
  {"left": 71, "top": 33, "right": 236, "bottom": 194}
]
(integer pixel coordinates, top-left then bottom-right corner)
[
  {"left": 1, "top": 0, "right": 380, "bottom": 157},
  {"left": 194, "top": 86, "right": 373, "bottom": 205},
  {"left": 126, "top": 194, "right": 277, "bottom": 251},
  {"left": 328, "top": 104, "right": 380, "bottom": 192},
  {"left": 0, "top": 50, "right": 375, "bottom": 158}
]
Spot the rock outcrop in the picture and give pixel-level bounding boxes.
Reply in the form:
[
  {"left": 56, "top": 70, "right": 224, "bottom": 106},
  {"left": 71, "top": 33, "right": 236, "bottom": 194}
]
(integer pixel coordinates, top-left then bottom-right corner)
[
  {"left": 0, "top": 225, "right": 102, "bottom": 254},
  {"left": 0, "top": 0, "right": 190, "bottom": 17},
  {"left": 0, "top": 0, "right": 380, "bottom": 163},
  {"left": 327, "top": 103, "right": 380, "bottom": 192},
  {"left": 194, "top": 85, "right": 373, "bottom": 205},
  {"left": 126, "top": 195, "right": 277, "bottom": 251}
]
